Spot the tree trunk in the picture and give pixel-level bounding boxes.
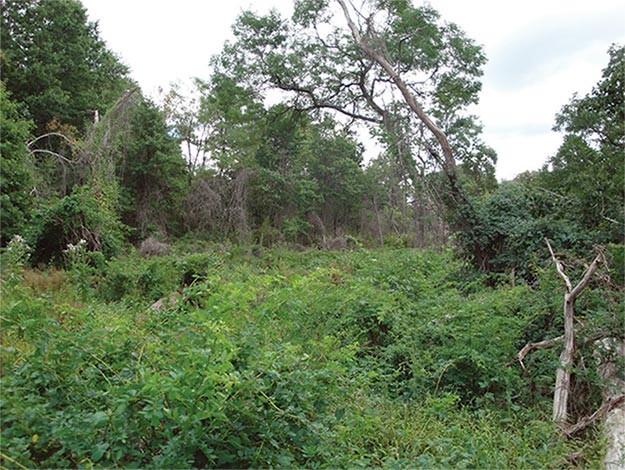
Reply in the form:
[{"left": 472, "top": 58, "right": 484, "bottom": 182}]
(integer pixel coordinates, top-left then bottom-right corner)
[
  {"left": 553, "top": 294, "right": 575, "bottom": 424},
  {"left": 546, "top": 239, "right": 603, "bottom": 425},
  {"left": 372, "top": 196, "right": 384, "bottom": 246},
  {"left": 336, "top": 0, "right": 473, "bottom": 230}
]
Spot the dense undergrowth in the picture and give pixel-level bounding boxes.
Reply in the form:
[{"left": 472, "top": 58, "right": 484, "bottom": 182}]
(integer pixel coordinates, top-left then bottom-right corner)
[{"left": 1, "top": 243, "right": 617, "bottom": 468}]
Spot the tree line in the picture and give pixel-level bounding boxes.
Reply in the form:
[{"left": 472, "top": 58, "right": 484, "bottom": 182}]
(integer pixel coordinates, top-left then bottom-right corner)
[{"left": 1, "top": 0, "right": 623, "bottom": 276}]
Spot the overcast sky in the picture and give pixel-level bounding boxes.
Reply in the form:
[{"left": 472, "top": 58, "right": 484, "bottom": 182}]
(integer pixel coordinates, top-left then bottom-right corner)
[{"left": 81, "top": 0, "right": 624, "bottom": 180}]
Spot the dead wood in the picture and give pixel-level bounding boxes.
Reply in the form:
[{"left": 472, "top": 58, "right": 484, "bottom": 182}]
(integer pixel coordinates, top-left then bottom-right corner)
[{"left": 518, "top": 335, "right": 564, "bottom": 370}]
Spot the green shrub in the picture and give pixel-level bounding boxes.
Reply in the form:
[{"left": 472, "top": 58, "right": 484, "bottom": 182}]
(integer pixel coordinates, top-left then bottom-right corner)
[
  {"left": 0, "top": 247, "right": 609, "bottom": 468},
  {"left": 27, "top": 185, "right": 126, "bottom": 264}
]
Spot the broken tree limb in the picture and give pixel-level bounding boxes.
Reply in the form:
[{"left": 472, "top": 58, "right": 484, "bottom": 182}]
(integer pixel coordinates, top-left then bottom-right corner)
[
  {"left": 546, "top": 238, "right": 573, "bottom": 291},
  {"left": 518, "top": 335, "right": 564, "bottom": 370},
  {"left": 563, "top": 395, "right": 625, "bottom": 437}
]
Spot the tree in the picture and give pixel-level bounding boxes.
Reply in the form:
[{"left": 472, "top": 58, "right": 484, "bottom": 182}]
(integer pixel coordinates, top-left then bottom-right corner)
[
  {"left": 116, "top": 97, "right": 189, "bottom": 238},
  {"left": 161, "top": 81, "right": 211, "bottom": 174},
  {"left": 301, "top": 119, "right": 365, "bottom": 239},
  {"left": 541, "top": 45, "right": 624, "bottom": 242},
  {"left": 0, "top": 85, "right": 34, "bottom": 245},
  {"left": 1, "top": 0, "right": 131, "bottom": 135},
  {"left": 197, "top": 74, "right": 267, "bottom": 173},
  {"left": 212, "top": 0, "right": 494, "bottom": 240}
]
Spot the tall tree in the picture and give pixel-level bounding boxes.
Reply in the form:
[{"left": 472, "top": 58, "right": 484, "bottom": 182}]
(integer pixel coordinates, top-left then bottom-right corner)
[
  {"left": 197, "top": 74, "right": 267, "bottom": 173},
  {"left": 0, "top": 85, "right": 34, "bottom": 245},
  {"left": 542, "top": 45, "right": 624, "bottom": 242},
  {"left": 116, "top": 97, "right": 189, "bottom": 238},
  {"left": 212, "top": 0, "right": 493, "bottom": 233},
  {"left": 0, "top": 0, "right": 131, "bottom": 135}
]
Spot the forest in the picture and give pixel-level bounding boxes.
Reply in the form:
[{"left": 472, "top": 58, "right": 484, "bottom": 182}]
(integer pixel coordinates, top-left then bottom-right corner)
[{"left": 0, "top": 0, "right": 623, "bottom": 468}]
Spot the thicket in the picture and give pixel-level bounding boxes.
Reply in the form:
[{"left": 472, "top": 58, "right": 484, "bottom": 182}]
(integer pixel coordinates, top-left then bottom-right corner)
[
  {"left": 2, "top": 245, "right": 618, "bottom": 468},
  {"left": 1, "top": 1, "right": 622, "bottom": 270}
]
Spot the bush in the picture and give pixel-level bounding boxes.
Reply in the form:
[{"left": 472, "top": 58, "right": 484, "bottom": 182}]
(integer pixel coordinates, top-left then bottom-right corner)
[
  {"left": 27, "top": 185, "right": 127, "bottom": 264},
  {"left": 0, "top": 247, "right": 608, "bottom": 468},
  {"left": 459, "top": 182, "right": 592, "bottom": 277}
]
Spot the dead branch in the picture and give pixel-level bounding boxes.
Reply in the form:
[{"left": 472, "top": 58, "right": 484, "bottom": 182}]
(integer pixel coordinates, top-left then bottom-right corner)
[
  {"left": 552, "top": 443, "right": 591, "bottom": 467},
  {"left": 545, "top": 239, "right": 605, "bottom": 425},
  {"left": 518, "top": 335, "right": 564, "bottom": 370},
  {"left": 27, "top": 132, "right": 77, "bottom": 149},
  {"left": 545, "top": 238, "right": 572, "bottom": 292},
  {"left": 563, "top": 395, "right": 625, "bottom": 437},
  {"left": 570, "top": 249, "right": 605, "bottom": 299},
  {"left": 29, "top": 148, "right": 75, "bottom": 165}
]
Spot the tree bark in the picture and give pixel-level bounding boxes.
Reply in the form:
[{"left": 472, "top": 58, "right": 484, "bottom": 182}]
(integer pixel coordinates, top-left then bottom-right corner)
[
  {"left": 546, "top": 239, "right": 604, "bottom": 424},
  {"left": 518, "top": 335, "right": 564, "bottom": 370},
  {"left": 553, "top": 293, "right": 575, "bottom": 424}
]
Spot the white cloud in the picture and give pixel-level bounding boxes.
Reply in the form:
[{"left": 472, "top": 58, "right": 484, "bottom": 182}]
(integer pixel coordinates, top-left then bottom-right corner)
[{"left": 432, "top": 0, "right": 624, "bottom": 180}]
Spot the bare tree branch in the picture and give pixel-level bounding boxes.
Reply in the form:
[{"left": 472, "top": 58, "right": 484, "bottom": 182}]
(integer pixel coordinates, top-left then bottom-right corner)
[
  {"left": 570, "top": 249, "right": 604, "bottom": 299},
  {"left": 27, "top": 132, "right": 77, "bottom": 149},
  {"left": 563, "top": 395, "right": 625, "bottom": 436},
  {"left": 29, "top": 148, "right": 75, "bottom": 164},
  {"left": 545, "top": 238, "right": 573, "bottom": 292},
  {"left": 518, "top": 335, "right": 564, "bottom": 370}
]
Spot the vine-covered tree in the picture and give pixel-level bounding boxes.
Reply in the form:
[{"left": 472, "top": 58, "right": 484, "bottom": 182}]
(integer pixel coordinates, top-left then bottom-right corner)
[
  {"left": 457, "top": 46, "right": 623, "bottom": 274},
  {"left": 116, "top": 97, "right": 189, "bottom": 239},
  {"left": 541, "top": 44, "right": 624, "bottom": 242}
]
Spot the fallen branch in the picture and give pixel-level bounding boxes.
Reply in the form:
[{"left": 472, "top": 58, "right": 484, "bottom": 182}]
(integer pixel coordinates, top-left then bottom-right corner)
[
  {"left": 563, "top": 395, "right": 625, "bottom": 437},
  {"left": 518, "top": 335, "right": 564, "bottom": 370},
  {"left": 552, "top": 443, "right": 591, "bottom": 467}
]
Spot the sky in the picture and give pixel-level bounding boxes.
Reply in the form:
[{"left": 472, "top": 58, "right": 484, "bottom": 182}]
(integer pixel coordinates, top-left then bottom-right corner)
[{"left": 81, "top": 0, "right": 625, "bottom": 180}]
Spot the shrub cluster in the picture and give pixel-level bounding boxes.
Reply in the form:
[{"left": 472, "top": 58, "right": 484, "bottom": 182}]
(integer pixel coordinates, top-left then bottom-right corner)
[{"left": 1, "top": 247, "right": 610, "bottom": 468}]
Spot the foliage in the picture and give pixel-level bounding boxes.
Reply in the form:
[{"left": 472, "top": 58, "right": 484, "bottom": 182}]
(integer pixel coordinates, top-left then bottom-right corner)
[
  {"left": 540, "top": 44, "right": 624, "bottom": 243},
  {"left": 458, "top": 46, "right": 624, "bottom": 275},
  {"left": 115, "top": 97, "right": 188, "bottom": 238},
  {"left": 26, "top": 185, "right": 126, "bottom": 264},
  {"left": 0, "top": 10, "right": 621, "bottom": 467},
  {"left": 458, "top": 181, "right": 592, "bottom": 275},
  {"left": 0, "top": 0, "right": 131, "bottom": 135},
  {"left": 0, "top": 247, "right": 609, "bottom": 468},
  {"left": 0, "top": 85, "right": 34, "bottom": 245},
  {"left": 196, "top": 74, "right": 266, "bottom": 172},
  {"left": 179, "top": 93, "right": 368, "bottom": 244},
  {"left": 212, "top": 0, "right": 495, "bottom": 238},
  {"left": 0, "top": 235, "right": 32, "bottom": 287}
]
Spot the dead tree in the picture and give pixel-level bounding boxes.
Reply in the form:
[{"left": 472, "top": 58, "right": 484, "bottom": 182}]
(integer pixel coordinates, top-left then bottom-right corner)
[
  {"left": 546, "top": 239, "right": 604, "bottom": 425},
  {"left": 518, "top": 239, "right": 604, "bottom": 426}
]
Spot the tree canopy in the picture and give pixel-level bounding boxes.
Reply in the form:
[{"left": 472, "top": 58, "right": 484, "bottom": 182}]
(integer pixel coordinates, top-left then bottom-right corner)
[
  {"left": 1, "top": 0, "right": 131, "bottom": 135},
  {"left": 211, "top": 0, "right": 496, "bottom": 227},
  {"left": 0, "top": 0, "right": 621, "bottom": 267}
]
